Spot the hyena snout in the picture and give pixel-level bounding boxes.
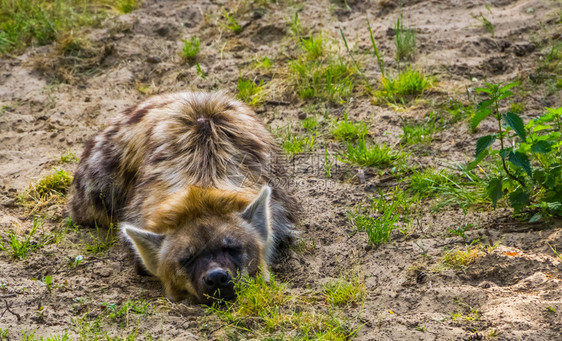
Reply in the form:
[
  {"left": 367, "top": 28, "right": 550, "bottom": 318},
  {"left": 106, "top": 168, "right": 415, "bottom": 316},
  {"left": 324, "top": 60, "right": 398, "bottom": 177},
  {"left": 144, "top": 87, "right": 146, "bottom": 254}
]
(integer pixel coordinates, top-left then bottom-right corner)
[{"left": 202, "top": 268, "right": 235, "bottom": 300}]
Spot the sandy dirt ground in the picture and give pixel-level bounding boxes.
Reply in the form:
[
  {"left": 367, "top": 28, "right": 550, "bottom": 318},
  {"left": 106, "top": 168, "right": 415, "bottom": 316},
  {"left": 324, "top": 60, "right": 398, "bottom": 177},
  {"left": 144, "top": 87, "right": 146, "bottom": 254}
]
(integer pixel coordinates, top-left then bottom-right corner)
[{"left": 1, "top": 0, "right": 561, "bottom": 340}]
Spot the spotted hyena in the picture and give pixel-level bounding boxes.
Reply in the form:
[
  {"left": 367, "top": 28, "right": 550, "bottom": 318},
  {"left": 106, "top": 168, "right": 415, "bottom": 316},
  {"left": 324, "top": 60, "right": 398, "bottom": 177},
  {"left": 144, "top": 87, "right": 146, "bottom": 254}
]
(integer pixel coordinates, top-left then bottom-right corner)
[{"left": 69, "top": 91, "right": 297, "bottom": 303}]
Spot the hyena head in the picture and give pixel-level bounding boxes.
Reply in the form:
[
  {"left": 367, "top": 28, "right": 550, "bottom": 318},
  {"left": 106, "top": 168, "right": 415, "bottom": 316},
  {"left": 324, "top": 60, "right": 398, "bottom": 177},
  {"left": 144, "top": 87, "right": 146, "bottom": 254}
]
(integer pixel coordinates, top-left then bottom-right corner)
[{"left": 121, "top": 186, "right": 273, "bottom": 303}]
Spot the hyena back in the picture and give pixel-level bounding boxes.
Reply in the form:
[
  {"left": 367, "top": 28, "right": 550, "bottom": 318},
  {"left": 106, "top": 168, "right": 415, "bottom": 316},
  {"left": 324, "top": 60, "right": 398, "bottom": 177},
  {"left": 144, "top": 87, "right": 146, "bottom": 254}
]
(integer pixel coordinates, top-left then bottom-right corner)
[{"left": 69, "top": 91, "right": 297, "bottom": 302}]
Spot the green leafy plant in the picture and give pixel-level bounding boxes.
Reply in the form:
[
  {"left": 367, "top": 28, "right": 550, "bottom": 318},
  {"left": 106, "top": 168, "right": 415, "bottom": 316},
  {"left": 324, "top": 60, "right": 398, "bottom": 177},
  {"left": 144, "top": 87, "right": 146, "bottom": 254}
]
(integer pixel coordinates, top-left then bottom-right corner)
[
  {"left": 469, "top": 81, "right": 562, "bottom": 219},
  {"left": 181, "top": 36, "right": 200, "bottom": 61}
]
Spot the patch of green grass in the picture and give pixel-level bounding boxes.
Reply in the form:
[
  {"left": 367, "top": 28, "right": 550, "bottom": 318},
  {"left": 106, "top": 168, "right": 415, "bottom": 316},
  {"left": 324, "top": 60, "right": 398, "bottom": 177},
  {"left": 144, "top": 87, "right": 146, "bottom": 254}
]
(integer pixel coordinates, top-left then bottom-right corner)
[
  {"left": 282, "top": 125, "right": 314, "bottom": 156},
  {"left": 254, "top": 56, "right": 272, "bottom": 69},
  {"left": 408, "top": 168, "right": 452, "bottom": 198},
  {"left": 220, "top": 9, "right": 242, "bottom": 34},
  {"left": 60, "top": 150, "right": 78, "bottom": 163},
  {"left": 237, "top": 78, "right": 265, "bottom": 107},
  {"left": 290, "top": 56, "right": 355, "bottom": 103},
  {"left": 180, "top": 36, "right": 200, "bottom": 62},
  {"left": 442, "top": 243, "right": 484, "bottom": 269},
  {"left": 31, "top": 169, "right": 73, "bottom": 201},
  {"left": 0, "top": 0, "right": 139, "bottom": 54},
  {"left": 208, "top": 273, "right": 359, "bottom": 340},
  {"left": 349, "top": 188, "right": 413, "bottom": 245},
  {"left": 101, "top": 299, "right": 151, "bottom": 320},
  {"left": 447, "top": 99, "right": 474, "bottom": 124},
  {"left": 301, "top": 115, "right": 318, "bottom": 134},
  {"left": 301, "top": 33, "right": 325, "bottom": 60},
  {"left": 394, "top": 13, "right": 416, "bottom": 63},
  {"left": 401, "top": 114, "right": 443, "bottom": 145},
  {"left": 344, "top": 138, "right": 404, "bottom": 168},
  {"left": 0, "top": 216, "right": 48, "bottom": 260},
  {"left": 323, "top": 275, "right": 365, "bottom": 307},
  {"left": 374, "top": 69, "right": 431, "bottom": 105},
  {"left": 407, "top": 166, "right": 487, "bottom": 211},
  {"left": 331, "top": 113, "right": 368, "bottom": 142},
  {"left": 85, "top": 222, "right": 116, "bottom": 255}
]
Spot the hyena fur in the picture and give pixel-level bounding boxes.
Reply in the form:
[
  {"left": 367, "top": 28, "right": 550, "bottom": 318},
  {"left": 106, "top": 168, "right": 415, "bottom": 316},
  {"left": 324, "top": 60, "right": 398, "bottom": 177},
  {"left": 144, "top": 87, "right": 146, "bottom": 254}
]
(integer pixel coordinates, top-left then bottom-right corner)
[{"left": 69, "top": 91, "right": 298, "bottom": 303}]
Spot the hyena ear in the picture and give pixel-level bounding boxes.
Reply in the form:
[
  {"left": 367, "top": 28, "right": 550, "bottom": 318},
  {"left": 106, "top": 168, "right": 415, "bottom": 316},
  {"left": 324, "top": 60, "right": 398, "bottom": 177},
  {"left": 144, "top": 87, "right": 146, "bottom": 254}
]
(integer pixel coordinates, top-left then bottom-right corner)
[
  {"left": 121, "top": 222, "right": 164, "bottom": 275},
  {"left": 242, "top": 185, "right": 272, "bottom": 243}
]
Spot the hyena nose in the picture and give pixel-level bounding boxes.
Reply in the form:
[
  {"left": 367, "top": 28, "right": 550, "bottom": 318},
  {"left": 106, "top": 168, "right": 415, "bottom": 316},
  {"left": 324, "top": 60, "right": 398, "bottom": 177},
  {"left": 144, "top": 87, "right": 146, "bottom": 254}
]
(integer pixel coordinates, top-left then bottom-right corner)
[{"left": 203, "top": 269, "right": 231, "bottom": 290}]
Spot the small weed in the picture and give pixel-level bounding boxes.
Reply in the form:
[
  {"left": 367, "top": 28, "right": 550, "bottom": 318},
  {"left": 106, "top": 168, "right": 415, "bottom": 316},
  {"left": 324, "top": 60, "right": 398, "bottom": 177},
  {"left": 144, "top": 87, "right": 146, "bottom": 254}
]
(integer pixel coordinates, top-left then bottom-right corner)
[
  {"left": 474, "top": 13, "right": 495, "bottom": 36},
  {"left": 301, "top": 115, "right": 318, "bottom": 134},
  {"left": 30, "top": 169, "right": 73, "bottom": 200},
  {"left": 447, "top": 99, "right": 475, "bottom": 125},
  {"left": 290, "top": 57, "right": 355, "bottom": 103},
  {"left": 510, "top": 102, "right": 525, "bottom": 114},
  {"left": 59, "top": 150, "right": 78, "bottom": 163},
  {"left": 546, "top": 306, "right": 556, "bottom": 314},
  {"left": 331, "top": 113, "right": 368, "bottom": 142},
  {"left": 282, "top": 125, "right": 314, "bottom": 156},
  {"left": 0, "top": 217, "right": 48, "bottom": 260},
  {"left": 374, "top": 69, "right": 431, "bottom": 105},
  {"left": 323, "top": 275, "right": 365, "bottom": 306},
  {"left": 344, "top": 138, "right": 404, "bottom": 168},
  {"left": 367, "top": 16, "right": 385, "bottom": 77},
  {"left": 102, "top": 299, "right": 151, "bottom": 320},
  {"left": 442, "top": 243, "right": 484, "bottom": 269},
  {"left": 289, "top": 11, "right": 302, "bottom": 37},
  {"left": 349, "top": 188, "right": 411, "bottom": 245},
  {"left": 548, "top": 243, "right": 562, "bottom": 260},
  {"left": 237, "top": 78, "right": 265, "bottom": 107},
  {"left": 325, "top": 148, "right": 336, "bottom": 178},
  {"left": 0, "top": 328, "right": 8, "bottom": 339},
  {"left": 452, "top": 298, "right": 481, "bottom": 321},
  {"left": 408, "top": 168, "right": 452, "bottom": 198},
  {"left": 401, "top": 113, "right": 443, "bottom": 145},
  {"left": 301, "top": 33, "right": 325, "bottom": 60},
  {"left": 85, "top": 222, "right": 116, "bottom": 255},
  {"left": 195, "top": 62, "right": 207, "bottom": 79},
  {"left": 67, "top": 254, "right": 84, "bottom": 268},
  {"left": 448, "top": 223, "right": 473, "bottom": 241},
  {"left": 254, "top": 56, "right": 272, "bottom": 69},
  {"left": 220, "top": 9, "right": 242, "bottom": 34},
  {"left": 394, "top": 13, "right": 416, "bottom": 63},
  {"left": 180, "top": 36, "right": 200, "bottom": 62}
]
